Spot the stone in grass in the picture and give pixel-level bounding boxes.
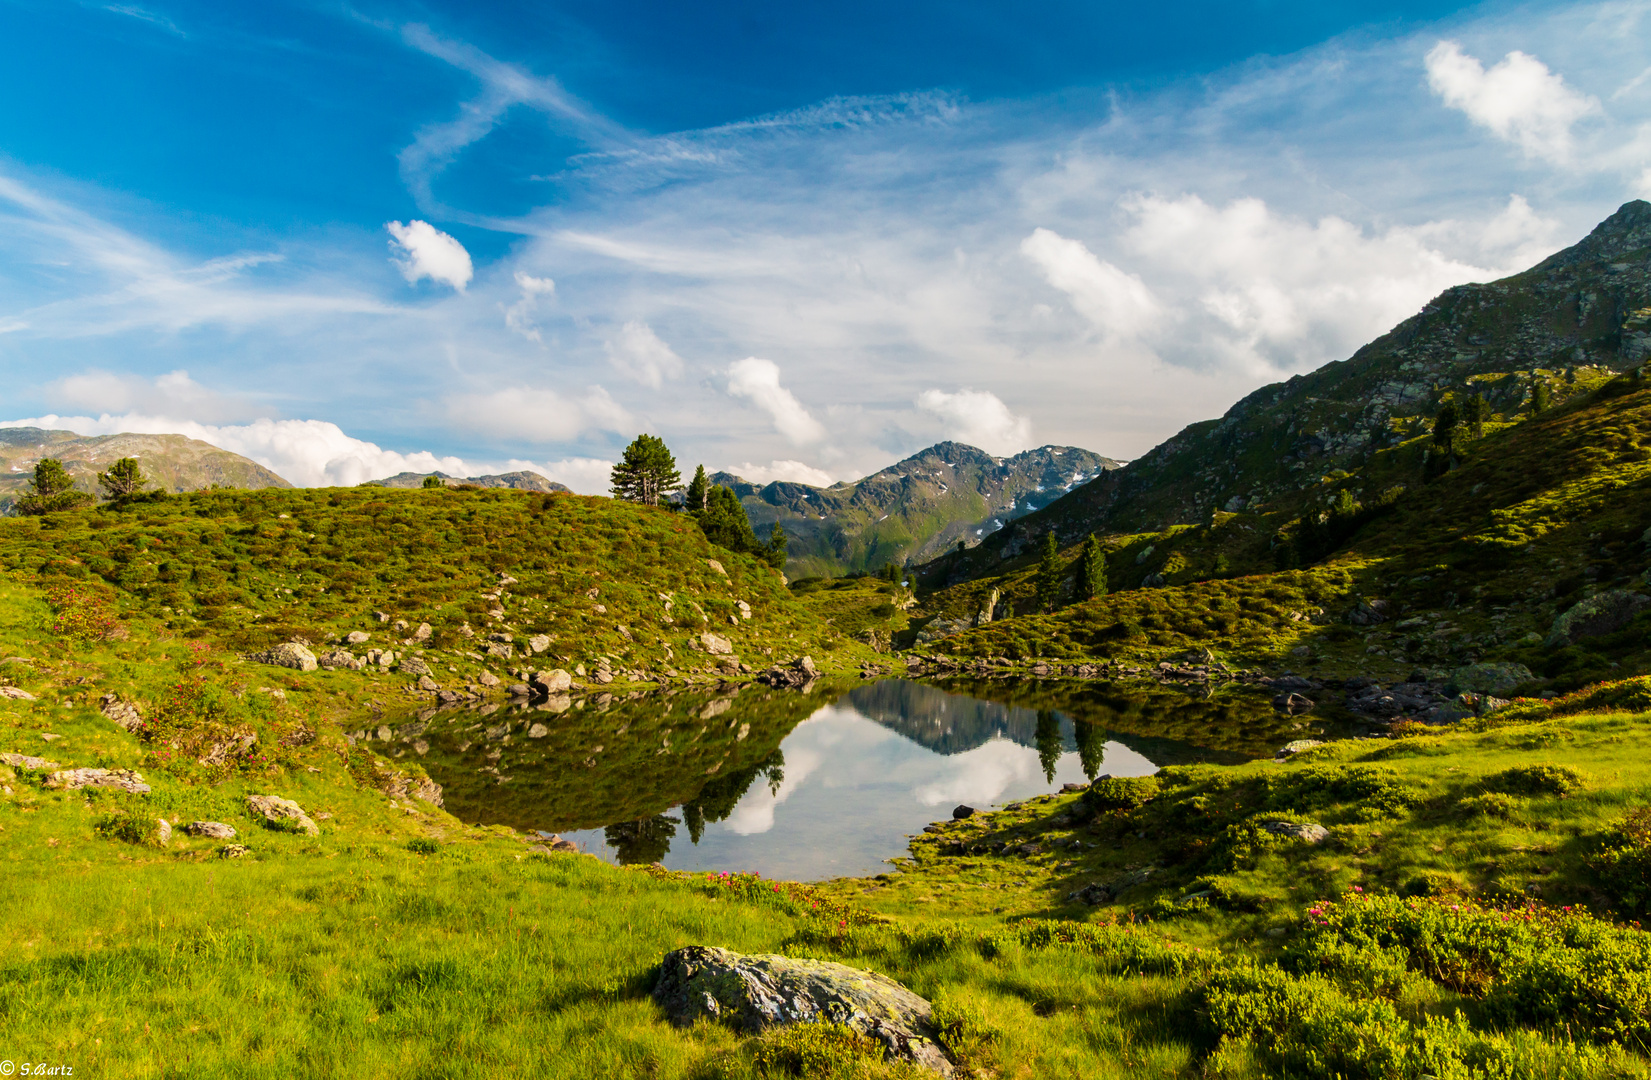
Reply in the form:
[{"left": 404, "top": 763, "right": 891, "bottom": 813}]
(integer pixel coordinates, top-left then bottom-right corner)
[
  {"left": 1261, "top": 821, "right": 1330, "bottom": 843},
  {"left": 250, "top": 642, "right": 318, "bottom": 672},
  {"left": 1448, "top": 662, "right": 1534, "bottom": 696},
  {"left": 400, "top": 655, "right": 433, "bottom": 677},
  {"left": 346, "top": 631, "right": 371, "bottom": 645},
  {"left": 47, "top": 768, "right": 150, "bottom": 794},
  {"left": 1, "top": 752, "right": 58, "bottom": 771},
  {"left": 1546, "top": 590, "right": 1651, "bottom": 648},
  {"left": 0, "top": 686, "right": 36, "bottom": 701},
  {"left": 951, "top": 805, "right": 975, "bottom": 820},
  {"left": 219, "top": 844, "right": 250, "bottom": 859},
  {"left": 653, "top": 946, "right": 955, "bottom": 1077},
  {"left": 187, "top": 821, "right": 237, "bottom": 840},
  {"left": 99, "top": 692, "right": 143, "bottom": 732},
  {"left": 246, "top": 794, "right": 320, "bottom": 837}
]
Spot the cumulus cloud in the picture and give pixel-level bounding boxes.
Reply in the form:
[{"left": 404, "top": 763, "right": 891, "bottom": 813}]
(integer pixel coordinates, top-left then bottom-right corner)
[
  {"left": 604, "top": 321, "right": 685, "bottom": 388},
  {"left": 1113, "top": 193, "right": 1511, "bottom": 374},
  {"left": 386, "top": 220, "right": 473, "bottom": 291},
  {"left": 915, "top": 389, "right": 1032, "bottom": 456},
  {"left": 724, "top": 460, "right": 837, "bottom": 486},
  {"left": 726, "top": 358, "right": 825, "bottom": 444},
  {"left": 446, "top": 385, "right": 632, "bottom": 443},
  {"left": 503, "top": 271, "right": 556, "bottom": 341},
  {"left": 50, "top": 368, "right": 259, "bottom": 424},
  {"left": 1020, "top": 228, "right": 1162, "bottom": 344},
  {"left": 1425, "top": 41, "right": 1600, "bottom": 164},
  {"left": 0, "top": 413, "right": 471, "bottom": 487}
]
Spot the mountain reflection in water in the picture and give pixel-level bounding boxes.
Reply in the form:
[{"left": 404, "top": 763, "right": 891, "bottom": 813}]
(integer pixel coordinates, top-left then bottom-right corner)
[{"left": 384, "top": 677, "right": 1321, "bottom": 880}]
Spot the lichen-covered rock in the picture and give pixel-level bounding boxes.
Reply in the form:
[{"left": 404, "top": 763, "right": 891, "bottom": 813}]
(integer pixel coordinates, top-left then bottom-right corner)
[
  {"left": 531, "top": 668, "right": 571, "bottom": 693},
  {"left": 700, "top": 632, "right": 733, "bottom": 655},
  {"left": 246, "top": 794, "right": 320, "bottom": 836},
  {"left": 187, "top": 821, "right": 237, "bottom": 840},
  {"left": 400, "top": 655, "right": 432, "bottom": 677},
  {"left": 653, "top": 946, "right": 954, "bottom": 1076},
  {"left": 346, "top": 630, "right": 371, "bottom": 645},
  {"left": 98, "top": 692, "right": 143, "bottom": 732},
  {"left": 317, "top": 647, "right": 363, "bottom": 671},
  {"left": 48, "top": 767, "right": 150, "bottom": 793},
  {"left": 250, "top": 643, "right": 318, "bottom": 672},
  {"left": 1448, "top": 662, "right": 1534, "bottom": 695},
  {"left": 528, "top": 634, "right": 551, "bottom": 654},
  {"left": 1547, "top": 590, "right": 1651, "bottom": 647},
  {"left": 1, "top": 752, "right": 57, "bottom": 770},
  {"left": 0, "top": 686, "right": 36, "bottom": 700},
  {"left": 1262, "top": 821, "right": 1330, "bottom": 843}
]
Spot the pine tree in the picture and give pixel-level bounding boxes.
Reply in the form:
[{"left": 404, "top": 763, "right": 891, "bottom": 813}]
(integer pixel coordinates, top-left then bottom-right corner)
[
  {"left": 421, "top": 475, "right": 445, "bottom": 489},
  {"left": 609, "top": 434, "right": 682, "bottom": 506},
  {"left": 697, "top": 485, "right": 759, "bottom": 552},
  {"left": 762, "top": 523, "right": 788, "bottom": 570},
  {"left": 684, "top": 465, "right": 709, "bottom": 512},
  {"left": 14, "top": 458, "right": 91, "bottom": 516},
  {"left": 1077, "top": 533, "right": 1107, "bottom": 601},
  {"left": 97, "top": 457, "right": 148, "bottom": 500},
  {"left": 1530, "top": 381, "right": 1552, "bottom": 415},
  {"left": 1462, "top": 394, "right": 1489, "bottom": 439},
  {"left": 1035, "top": 531, "right": 1062, "bottom": 612},
  {"left": 1432, "top": 401, "right": 1459, "bottom": 454}
]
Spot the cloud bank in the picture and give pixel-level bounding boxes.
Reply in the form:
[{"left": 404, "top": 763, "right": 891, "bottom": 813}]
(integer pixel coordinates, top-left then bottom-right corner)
[{"left": 386, "top": 220, "right": 473, "bottom": 291}]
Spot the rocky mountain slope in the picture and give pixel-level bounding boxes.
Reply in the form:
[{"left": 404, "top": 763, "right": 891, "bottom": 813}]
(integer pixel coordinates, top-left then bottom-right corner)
[
  {"left": 0, "top": 428, "right": 291, "bottom": 512},
  {"left": 713, "top": 441, "right": 1121, "bottom": 578},
  {"left": 940, "top": 200, "right": 1651, "bottom": 578},
  {"left": 368, "top": 470, "right": 570, "bottom": 492}
]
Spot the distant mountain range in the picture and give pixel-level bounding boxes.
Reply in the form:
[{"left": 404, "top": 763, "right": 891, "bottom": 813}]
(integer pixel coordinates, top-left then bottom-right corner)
[
  {"left": 367, "top": 470, "right": 570, "bottom": 492},
  {"left": 712, "top": 441, "right": 1122, "bottom": 578},
  {"left": 0, "top": 428, "right": 290, "bottom": 512},
  {"left": 937, "top": 199, "right": 1651, "bottom": 578}
]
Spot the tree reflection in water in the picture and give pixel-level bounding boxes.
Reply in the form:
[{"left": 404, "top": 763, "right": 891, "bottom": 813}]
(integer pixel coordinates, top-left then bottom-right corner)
[
  {"left": 1034, "top": 710, "right": 1063, "bottom": 784},
  {"left": 607, "top": 749, "right": 786, "bottom": 864}
]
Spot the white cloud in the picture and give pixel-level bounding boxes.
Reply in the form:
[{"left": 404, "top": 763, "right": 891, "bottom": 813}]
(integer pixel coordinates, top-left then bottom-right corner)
[
  {"left": 505, "top": 456, "right": 615, "bottom": 494},
  {"left": 726, "top": 358, "right": 825, "bottom": 445},
  {"left": 50, "top": 368, "right": 259, "bottom": 424},
  {"left": 604, "top": 321, "right": 685, "bottom": 388},
  {"left": 503, "top": 271, "right": 556, "bottom": 342},
  {"left": 1019, "top": 227, "right": 1162, "bottom": 344},
  {"left": 915, "top": 389, "right": 1032, "bottom": 456},
  {"left": 1425, "top": 41, "right": 1601, "bottom": 164},
  {"left": 386, "top": 220, "right": 473, "bottom": 291},
  {"left": 0, "top": 413, "right": 471, "bottom": 488},
  {"left": 446, "top": 385, "right": 632, "bottom": 443},
  {"left": 724, "top": 460, "right": 837, "bottom": 487}
]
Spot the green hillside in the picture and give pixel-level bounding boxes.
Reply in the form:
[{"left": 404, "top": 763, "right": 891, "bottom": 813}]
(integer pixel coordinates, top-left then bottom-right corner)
[
  {"left": 940, "top": 199, "right": 1651, "bottom": 581},
  {"left": 717, "top": 441, "right": 1121, "bottom": 578}
]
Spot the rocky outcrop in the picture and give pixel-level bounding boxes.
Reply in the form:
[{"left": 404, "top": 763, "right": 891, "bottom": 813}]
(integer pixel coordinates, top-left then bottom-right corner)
[
  {"left": 1261, "top": 821, "right": 1330, "bottom": 843},
  {"left": 653, "top": 946, "right": 955, "bottom": 1076},
  {"left": 1447, "top": 662, "right": 1534, "bottom": 695},
  {"left": 756, "top": 655, "right": 817, "bottom": 689},
  {"left": 48, "top": 768, "right": 150, "bottom": 793},
  {"left": 1, "top": 752, "right": 58, "bottom": 770},
  {"left": 99, "top": 692, "right": 143, "bottom": 732},
  {"left": 246, "top": 794, "right": 320, "bottom": 836},
  {"left": 1546, "top": 590, "right": 1651, "bottom": 647},
  {"left": 249, "top": 643, "right": 318, "bottom": 672},
  {"left": 317, "top": 647, "right": 362, "bottom": 671}
]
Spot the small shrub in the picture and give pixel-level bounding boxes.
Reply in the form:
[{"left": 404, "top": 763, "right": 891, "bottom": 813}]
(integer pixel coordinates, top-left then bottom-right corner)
[
  {"left": 1484, "top": 764, "right": 1585, "bottom": 797},
  {"left": 1457, "top": 792, "right": 1523, "bottom": 819},
  {"left": 1084, "top": 775, "right": 1161, "bottom": 811},
  {"left": 749, "top": 1022, "right": 888, "bottom": 1078},
  {"left": 406, "top": 838, "right": 439, "bottom": 855}
]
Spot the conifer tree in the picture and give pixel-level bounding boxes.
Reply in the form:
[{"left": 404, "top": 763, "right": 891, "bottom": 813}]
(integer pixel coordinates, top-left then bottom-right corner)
[
  {"left": 97, "top": 457, "right": 148, "bottom": 500},
  {"left": 763, "top": 523, "right": 788, "bottom": 570},
  {"left": 1462, "top": 394, "right": 1489, "bottom": 439},
  {"left": 697, "top": 485, "right": 759, "bottom": 551},
  {"left": 1431, "top": 401, "right": 1460, "bottom": 454},
  {"left": 421, "top": 475, "right": 445, "bottom": 489},
  {"left": 1530, "top": 381, "right": 1552, "bottom": 415},
  {"left": 1077, "top": 533, "right": 1107, "bottom": 601},
  {"left": 1035, "top": 531, "right": 1062, "bottom": 612},
  {"left": 14, "top": 458, "right": 92, "bottom": 516},
  {"left": 609, "top": 434, "right": 682, "bottom": 505},
  {"left": 684, "top": 465, "right": 709, "bottom": 512}
]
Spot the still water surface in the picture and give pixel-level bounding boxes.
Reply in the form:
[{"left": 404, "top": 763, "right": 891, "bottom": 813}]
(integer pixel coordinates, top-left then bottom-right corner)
[{"left": 386, "top": 678, "right": 1331, "bottom": 880}]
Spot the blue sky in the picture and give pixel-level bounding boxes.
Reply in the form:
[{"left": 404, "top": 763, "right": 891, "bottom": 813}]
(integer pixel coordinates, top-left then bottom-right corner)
[{"left": 2, "top": 0, "right": 1649, "bottom": 490}]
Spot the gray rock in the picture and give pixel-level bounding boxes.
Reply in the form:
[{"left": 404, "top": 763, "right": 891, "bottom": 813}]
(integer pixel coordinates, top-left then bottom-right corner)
[
  {"left": 155, "top": 819, "right": 172, "bottom": 847},
  {"left": 250, "top": 643, "right": 318, "bottom": 672},
  {"left": 186, "top": 821, "right": 237, "bottom": 840},
  {"left": 1346, "top": 598, "right": 1390, "bottom": 626},
  {"left": 0, "top": 686, "right": 36, "bottom": 700},
  {"left": 219, "top": 844, "right": 249, "bottom": 859},
  {"left": 1278, "top": 739, "right": 1323, "bottom": 756},
  {"left": 700, "top": 632, "right": 733, "bottom": 655},
  {"left": 528, "top": 634, "right": 551, "bottom": 654},
  {"left": 527, "top": 723, "right": 550, "bottom": 738},
  {"left": 98, "top": 692, "right": 144, "bottom": 732},
  {"left": 1448, "top": 662, "right": 1534, "bottom": 695},
  {"left": 531, "top": 668, "right": 572, "bottom": 693},
  {"left": 246, "top": 794, "right": 320, "bottom": 837},
  {"left": 47, "top": 767, "right": 150, "bottom": 793},
  {"left": 1261, "top": 821, "right": 1329, "bottom": 843},
  {"left": 486, "top": 641, "right": 514, "bottom": 659},
  {"left": 417, "top": 675, "right": 440, "bottom": 692},
  {"left": 756, "top": 656, "right": 818, "bottom": 690},
  {"left": 346, "top": 631, "right": 371, "bottom": 645},
  {"left": 478, "top": 671, "right": 501, "bottom": 687},
  {"left": 1, "top": 752, "right": 57, "bottom": 770},
  {"left": 1547, "top": 590, "right": 1651, "bottom": 647},
  {"left": 653, "top": 946, "right": 954, "bottom": 1076},
  {"left": 413, "top": 623, "right": 433, "bottom": 642},
  {"left": 399, "top": 655, "right": 432, "bottom": 677},
  {"left": 317, "top": 647, "right": 362, "bottom": 671}
]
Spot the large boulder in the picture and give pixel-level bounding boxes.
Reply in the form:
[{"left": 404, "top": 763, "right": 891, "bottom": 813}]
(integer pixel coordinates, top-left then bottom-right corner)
[
  {"left": 531, "top": 669, "right": 572, "bottom": 693},
  {"left": 246, "top": 795, "right": 320, "bottom": 836},
  {"left": 756, "top": 656, "right": 818, "bottom": 690},
  {"left": 249, "top": 643, "right": 318, "bottom": 672},
  {"left": 1547, "top": 590, "right": 1651, "bottom": 647},
  {"left": 653, "top": 946, "right": 954, "bottom": 1076},
  {"left": 700, "top": 632, "right": 734, "bottom": 655},
  {"left": 1447, "top": 662, "right": 1534, "bottom": 696}
]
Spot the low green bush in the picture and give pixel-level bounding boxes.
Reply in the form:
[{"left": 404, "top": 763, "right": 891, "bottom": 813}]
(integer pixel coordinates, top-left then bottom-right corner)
[
  {"left": 1457, "top": 792, "right": 1524, "bottom": 819},
  {"left": 1484, "top": 764, "right": 1585, "bottom": 796},
  {"left": 1083, "top": 775, "right": 1161, "bottom": 811}
]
